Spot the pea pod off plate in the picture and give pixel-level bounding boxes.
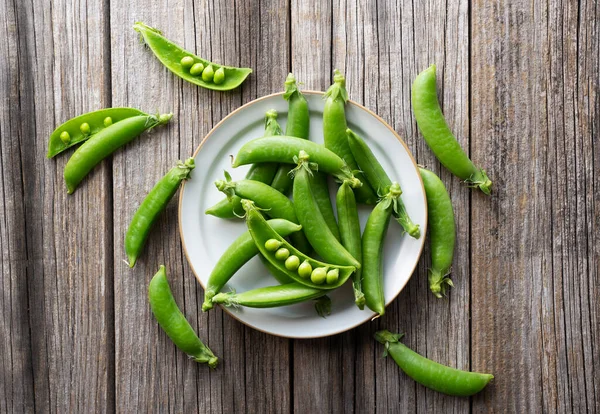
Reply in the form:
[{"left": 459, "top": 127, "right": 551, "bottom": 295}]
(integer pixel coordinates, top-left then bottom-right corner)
[{"left": 179, "top": 92, "right": 427, "bottom": 338}]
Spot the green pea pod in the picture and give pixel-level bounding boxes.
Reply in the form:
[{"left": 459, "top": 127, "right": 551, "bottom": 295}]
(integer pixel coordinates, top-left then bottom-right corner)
[
  {"left": 215, "top": 177, "right": 310, "bottom": 253},
  {"left": 270, "top": 73, "right": 310, "bottom": 194},
  {"left": 47, "top": 107, "right": 147, "bottom": 158},
  {"left": 336, "top": 182, "right": 364, "bottom": 309},
  {"left": 134, "top": 22, "right": 252, "bottom": 91},
  {"left": 243, "top": 200, "right": 356, "bottom": 290},
  {"left": 420, "top": 168, "right": 455, "bottom": 297},
  {"left": 292, "top": 152, "right": 360, "bottom": 268},
  {"left": 64, "top": 113, "right": 172, "bottom": 194},
  {"left": 259, "top": 254, "right": 294, "bottom": 285},
  {"left": 412, "top": 65, "right": 492, "bottom": 194},
  {"left": 232, "top": 136, "right": 362, "bottom": 188},
  {"left": 310, "top": 172, "right": 340, "bottom": 240},
  {"left": 125, "top": 158, "right": 195, "bottom": 267},
  {"left": 212, "top": 283, "right": 326, "bottom": 308},
  {"left": 375, "top": 330, "right": 493, "bottom": 396},
  {"left": 149, "top": 265, "right": 218, "bottom": 368},
  {"left": 202, "top": 218, "right": 301, "bottom": 311},
  {"left": 346, "top": 128, "right": 420, "bottom": 238},
  {"left": 362, "top": 184, "right": 402, "bottom": 316},
  {"left": 206, "top": 110, "right": 282, "bottom": 219},
  {"left": 323, "top": 70, "right": 377, "bottom": 204}
]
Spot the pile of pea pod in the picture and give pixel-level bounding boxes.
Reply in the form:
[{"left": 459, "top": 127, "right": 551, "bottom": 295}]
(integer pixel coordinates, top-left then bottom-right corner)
[{"left": 47, "top": 21, "right": 493, "bottom": 397}]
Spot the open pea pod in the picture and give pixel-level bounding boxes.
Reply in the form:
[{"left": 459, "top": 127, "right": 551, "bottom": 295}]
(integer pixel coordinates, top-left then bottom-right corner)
[
  {"left": 243, "top": 200, "right": 356, "bottom": 290},
  {"left": 134, "top": 22, "right": 252, "bottom": 91},
  {"left": 47, "top": 107, "right": 147, "bottom": 158}
]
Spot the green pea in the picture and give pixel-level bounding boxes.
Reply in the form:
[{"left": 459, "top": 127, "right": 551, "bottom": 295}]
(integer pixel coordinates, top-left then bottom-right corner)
[
  {"left": 180, "top": 56, "right": 195, "bottom": 69},
  {"left": 285, "top": 255, "right": 300, "bottom": 271},
  {"left": 59, "top": 131, "right": 71, "bottom": 145},
  {"left": 202, "top": 64, "right": 215, "bottom": 82},
  {"left": 265, "top": 239, "right": 282, "bottom": 251},
  {"left": 103, "top": 117, "right": 113, "bottom": 127},
  {"left": 298, "top": 260, "right": 312, "bottom": 279},
  {"left": 80, "top": 122, "right": 91, "bottom": 135},
  {"left": 275, "top": 248, "right": 290, "bottom": 261},
  {"left": 326, "top": 268, "right": 339, "bottom": 284},
  {"left": 310, "top": 267, "right": 327, "bottom": 285},
  {"left": 190, "top": 62, "right": 204, "bottom": 76},
  {"left": 213, "top": 67, "right": 225, "bottom": 84}
]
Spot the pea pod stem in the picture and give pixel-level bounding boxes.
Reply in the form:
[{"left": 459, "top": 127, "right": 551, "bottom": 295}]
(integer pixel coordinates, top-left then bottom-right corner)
[
  {"left": 375, "top": 330, "right": 493, "bottom": 396},
  {"left": 412, "top": 65, "right": 492, "bottom": 194},
  {"left": 212, "top": 283, "right": 326, "bottom": 308}
]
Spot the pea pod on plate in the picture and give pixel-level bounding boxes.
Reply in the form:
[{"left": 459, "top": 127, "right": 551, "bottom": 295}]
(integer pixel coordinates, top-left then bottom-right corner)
[
  {"left": 212, "top": 283, "right": 326, "bottom": 309},
  {"left": 134, "top": 22, "right": 252, "bottom": 91}
]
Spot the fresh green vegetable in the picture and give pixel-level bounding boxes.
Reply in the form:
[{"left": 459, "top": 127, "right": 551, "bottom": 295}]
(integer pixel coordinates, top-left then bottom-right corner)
[{"left": 212, "top": 283, "right": 326, "bottom": 308}]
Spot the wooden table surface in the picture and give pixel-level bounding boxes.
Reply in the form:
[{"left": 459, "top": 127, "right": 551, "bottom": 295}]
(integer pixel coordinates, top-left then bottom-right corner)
[{"left": 1, "top": 0, "right": 598, "bottom": 413}]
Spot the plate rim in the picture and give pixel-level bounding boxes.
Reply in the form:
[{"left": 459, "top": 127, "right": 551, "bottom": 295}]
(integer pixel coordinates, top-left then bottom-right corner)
[{"left": 178, "top": 90, "right": 428, "bottom": 339}]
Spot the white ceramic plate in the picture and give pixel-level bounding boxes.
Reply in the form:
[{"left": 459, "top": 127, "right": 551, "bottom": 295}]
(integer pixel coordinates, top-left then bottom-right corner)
[{"left": 179, "top": 92, "right": 427, "bottom": 338}]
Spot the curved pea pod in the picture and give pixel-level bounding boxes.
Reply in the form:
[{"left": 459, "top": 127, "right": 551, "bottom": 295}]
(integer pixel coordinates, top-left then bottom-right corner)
[
  {"left": 346, "top": 128, "right": 420, "bottom": 239},
  {"left": 47, "top": 107, "right": 147, "bottom": 158},
  {"left": 412, "top": 65, "right": 492, "bottom": 194},
  {"left": 243, "top": 200, "right": 356, "bottom": 290},
  {"left": 149, "top": 265, "right": 218, "bottom": 368},
  {"left": 201, "top": 218, "right": 302, "bottom": 311},
  {"left": 125, "top": 158, "right": 195, "bottom": 267},
  {"left": 310, "top": 172, "right": 340, "bottom": 241},
  {"left": 232, "top": 136, "right": 362, "bottom": 187},
  {"left": 271, "top": 73, "right": 310, "bottom": 194},
  {"left": 292, "top": 152, "right": 359, "bottom": 267},
  {"left": 336, "top": 182, "right": 364, "bottom": 309},
  {"left": 323, "top": 69, "right": 377, "bottom": 204},
  {"left": 134, "top": 22, "right": 252, "bottom": 91},
  {"left": 420, "top": 168, "right": 455, "bottom": 297},
  {"left": 375, "top": 330, "right": 493, "bottom": 396},
  {"left": 63, "top": 113, "right": 172, "bottom": 194},
  {"left": 212, "top": 283, "right": 326, "bottom": 308}
]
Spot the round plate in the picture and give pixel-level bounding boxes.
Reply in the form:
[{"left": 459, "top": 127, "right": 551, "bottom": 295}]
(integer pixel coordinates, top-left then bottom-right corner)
[{"left": 179, "top": 92, "right": 427, "bottom": 338}]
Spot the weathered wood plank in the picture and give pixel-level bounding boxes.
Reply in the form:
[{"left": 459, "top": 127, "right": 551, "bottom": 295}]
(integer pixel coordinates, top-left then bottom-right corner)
[
  {"left": 470, "top": 0, "right": 599, "bottom": 412},
  {"left": 0, "top": 0, "right": 114, "bottom": 412}
]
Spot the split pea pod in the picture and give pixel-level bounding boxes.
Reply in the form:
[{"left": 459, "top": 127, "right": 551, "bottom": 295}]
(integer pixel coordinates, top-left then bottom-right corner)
[
  {"left": 346, "top": 128, "right": 420, "bottom": 238},
  {"left": 336, "top": 182, "right": 364, "bottom": 309},
  {"left": 149, "top": 265, "right": 218, "bottom": 368},
  {"left": 375, "top": 330, "right": 493, "bottom": 396},
  {"left": 215, "top": 176, "right": 310, "bottom": 253},
  {"left": 243, "top": 200, "right": 356, "bottom": 290},
  {"left": 47, "top": 107, "right": 146, "bottom": 158},
  {"left": 232, "top": 136, "right": 362, "bottom": 188},
  {"left": 64, "top": 112, "right": 172, "bottom": 194},
  {"left": 292, "top": 152, "right": 360, "bottom": 268},
  {"left": 212, "top": 283, "right": 326, "bottom": 308},
  {"left": 323, "top": 70, "right": 377, "bottom": 204},
  {"left": 362, "top": 183, "right": 402, "bottom": 316},
  {"left": 420, "top": 168, "right": 455, "bottom": 297},
  {"left": 206, "top": 110, "right": 281, "bottom": 218},
  {"left": 270, "top": 73, "right": 310, "bottom": 194},
  {"left": 412, "top": 65, "right": 492, "bottom": 194},
  {"left": 201, "top": 218, "right": 302, "bottom": 311},
  {"left": 125, "top": 158, "right": 194, "bottom": 267}
]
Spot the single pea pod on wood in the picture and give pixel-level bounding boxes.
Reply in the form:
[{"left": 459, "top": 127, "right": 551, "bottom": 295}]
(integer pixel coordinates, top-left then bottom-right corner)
[
  {"left": 242, "top": 200, "right": 356, "bottom": 290},
  {"left": 149, "top": 265, "right": 218, "bottom": 368},
  {"left": 134, "top": 22, "right": 252, "bottom": 91},
  {"left": 346, "top": 128, "right": 420, "bottom": 239},
  {"left": 47, "top": 107, "right": 147, "bottom": 158},
  {"left": 125, "top": 158, "right": 195, "bottom": 268},
  {"left": 412, "top": 64, "right": 492, "bottom": 194},
  {"left": 420, "top": 168, "right": 455, "bottom": 297},
  {"left": 375, "top": 330, "right": 493, "bottom": 396},
  {"left": 64, "top": 112, "right": 172, "bottom": 194},
  {"left": 212, "top": 283, "right": 326, "bottom": 309},
  {"left": 201, "top": 219, "right": 302, "bottom": 311}
]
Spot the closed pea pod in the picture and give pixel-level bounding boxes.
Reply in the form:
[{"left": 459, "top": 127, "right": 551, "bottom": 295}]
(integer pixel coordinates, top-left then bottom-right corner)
[
  {"left": 64, "top": 112, "right": 172, "bottom": 193},
  {"left": 125, "top": 158, "right": 194, "bottom": 267},
  {"left": 309, "top": 172, "right": 340, "bottom": 241},
  {"left": 412, "top": 65, "right": 492, "bottom": 194},
  {"left": 212, "top": 283, "right": 326, "bottom": 309},
  {"left": 149, "top": 265, "right": 218, "bottom": 368},
  {"left": 420, "top": 168, "right": 455, "bottom": 297},
  {"left": 375, "top": 330, "right": 493, "bottom": 396},
  {"left": 201, "top": 218, "right": 302, "bottom": 311}
]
